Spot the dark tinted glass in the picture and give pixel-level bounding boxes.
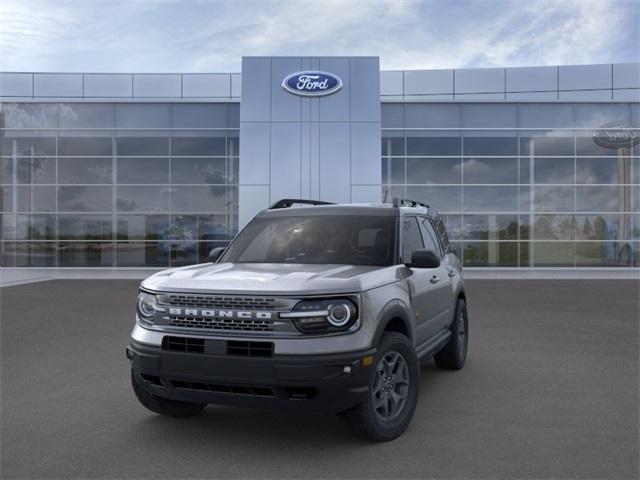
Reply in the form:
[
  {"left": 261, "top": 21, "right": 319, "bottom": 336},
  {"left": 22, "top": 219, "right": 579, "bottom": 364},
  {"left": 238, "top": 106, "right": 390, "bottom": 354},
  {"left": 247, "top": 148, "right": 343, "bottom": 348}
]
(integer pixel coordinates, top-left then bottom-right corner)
[
  {"left": 462, "top": 157, "right": 518, "bottom": 184},
  {"left": 116, "top": 137, "right": 168, "bottom": 156},
  {"left": 171, "top": 158, "right": 228, "bottom": 184},
  {"left": 115, "top": 242, "right": 170, "bottom": 267},
  {"left": 222, "top": 215, "right": 397, "bottom": 266},
  {"left": 418, "top": 217, "right": 440, "bottom": 254},
  {"left": 406, "top": 158, "right": 461, "bottom": 184},
  {"left": 464, "top": 137, "right": 517, "bottom": 156},
  {"left": 172, "top": 137, "right": 226, "bottom": 156},
  {"left": 58, "top": 137, "right": 112, "bottom": 156},
  {"left": 58, "top": 214, "right": 113, "bottom": 240},
  {"left": 1, "top": 137, "right": 56, "bottom": 156},
  {"left": 17, "top": 158, "right": 56, "bottom": 184},
  {"left": 117, "top": 158, "right": 170, "bottom": 184},
  {"left": 58, "top": 158, "right": 112, "bottom": 184},
  {"left": 116, "top": 186, "right": 170, "bottom": 212},
  {"left": 406, "top": 137, "right": 461, "bottom": 156},
  {"left": 520, "top": 137, "right": 574, "bottom": 156},
  {"left": 402, "top": 217, "right": 424, "bottom": 264}
]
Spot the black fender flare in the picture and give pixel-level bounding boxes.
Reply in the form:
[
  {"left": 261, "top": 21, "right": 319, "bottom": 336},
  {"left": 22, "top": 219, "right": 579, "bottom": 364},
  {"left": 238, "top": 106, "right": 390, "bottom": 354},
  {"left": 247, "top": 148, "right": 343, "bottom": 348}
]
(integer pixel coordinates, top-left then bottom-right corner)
[{"left": 371, "top": 299, "right": 414, "bottom": 347}]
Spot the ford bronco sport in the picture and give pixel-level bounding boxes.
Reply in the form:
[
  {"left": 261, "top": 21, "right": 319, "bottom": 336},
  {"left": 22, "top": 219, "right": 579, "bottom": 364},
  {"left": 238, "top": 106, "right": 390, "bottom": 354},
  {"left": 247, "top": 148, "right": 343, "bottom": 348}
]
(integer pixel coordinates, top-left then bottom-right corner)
[{"left": 127, "top": 198, "right": 468, "bottom": 441}]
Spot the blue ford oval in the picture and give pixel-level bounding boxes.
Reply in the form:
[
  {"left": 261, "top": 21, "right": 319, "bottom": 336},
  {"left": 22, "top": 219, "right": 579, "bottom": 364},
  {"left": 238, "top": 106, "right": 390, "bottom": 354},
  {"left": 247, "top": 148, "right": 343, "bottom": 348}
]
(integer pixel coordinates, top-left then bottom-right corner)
[{"left": 282, "top": 71, "right": 343, "bottom": 97}]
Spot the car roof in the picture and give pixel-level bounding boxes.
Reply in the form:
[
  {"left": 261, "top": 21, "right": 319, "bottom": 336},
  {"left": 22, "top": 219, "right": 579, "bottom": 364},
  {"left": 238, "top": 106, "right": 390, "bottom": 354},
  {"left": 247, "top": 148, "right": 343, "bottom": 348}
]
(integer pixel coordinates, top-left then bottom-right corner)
[{"left": 258, "top": 202, "right": 434, "bottom": 218}]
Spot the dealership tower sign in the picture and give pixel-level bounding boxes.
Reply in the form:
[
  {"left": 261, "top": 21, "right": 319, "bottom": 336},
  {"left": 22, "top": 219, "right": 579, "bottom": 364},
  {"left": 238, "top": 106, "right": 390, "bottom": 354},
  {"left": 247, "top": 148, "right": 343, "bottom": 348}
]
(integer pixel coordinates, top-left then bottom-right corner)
[
  {"left": 593, "top": 121, "right": 640, "bottom": 149},
  {"left": 282, "top": 71, "right": 343, "bottom": 96}
]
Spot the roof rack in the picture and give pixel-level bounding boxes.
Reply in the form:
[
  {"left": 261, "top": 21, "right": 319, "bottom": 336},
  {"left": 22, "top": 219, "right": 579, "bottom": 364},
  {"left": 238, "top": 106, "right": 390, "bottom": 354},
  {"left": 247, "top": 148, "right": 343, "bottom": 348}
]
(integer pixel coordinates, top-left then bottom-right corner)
[
  {"left": 392, "top": 197, "right": 429, "bottom": 209},
  {"left": 270, "top": 198, "right": 336, "bottom": 209}
]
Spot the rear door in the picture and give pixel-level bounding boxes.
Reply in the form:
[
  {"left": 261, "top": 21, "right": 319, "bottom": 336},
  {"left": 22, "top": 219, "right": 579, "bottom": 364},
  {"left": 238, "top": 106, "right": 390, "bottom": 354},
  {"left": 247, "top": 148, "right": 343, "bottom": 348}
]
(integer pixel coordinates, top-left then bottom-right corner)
[
  {"left": 418, "top": 216, "right": 453, "bottom": 332},
  {"left": 401, "top": 216, "right": 442, "bottom": 346}
]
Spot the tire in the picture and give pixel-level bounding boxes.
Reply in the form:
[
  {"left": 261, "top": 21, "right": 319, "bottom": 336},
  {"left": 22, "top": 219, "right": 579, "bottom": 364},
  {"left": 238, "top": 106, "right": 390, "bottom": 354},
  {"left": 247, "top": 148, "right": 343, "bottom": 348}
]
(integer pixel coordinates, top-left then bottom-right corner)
[
  {"left": 131, "top": 370, "right": 206, "bottom": 418},
  {"left": 339, "top": 332, "right": 420, "bottom": 442},
  {"left": 434, "top": 298, "right": 468, "bottom": 370}
]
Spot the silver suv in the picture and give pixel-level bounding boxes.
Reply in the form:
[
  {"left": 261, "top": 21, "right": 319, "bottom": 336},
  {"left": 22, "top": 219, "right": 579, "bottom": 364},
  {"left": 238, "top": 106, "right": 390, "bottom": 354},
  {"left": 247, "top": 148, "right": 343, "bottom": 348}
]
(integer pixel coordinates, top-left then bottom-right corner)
[{"left": 127, "top": 198, "right": 468, "bottom": 441}]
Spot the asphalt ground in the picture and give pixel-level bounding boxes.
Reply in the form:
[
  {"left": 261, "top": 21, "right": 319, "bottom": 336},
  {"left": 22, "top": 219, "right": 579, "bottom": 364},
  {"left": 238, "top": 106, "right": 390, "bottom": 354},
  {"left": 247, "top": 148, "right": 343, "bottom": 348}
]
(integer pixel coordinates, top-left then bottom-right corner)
[{"left": 1, "top": 279, "right": 638, "bottom": 479}]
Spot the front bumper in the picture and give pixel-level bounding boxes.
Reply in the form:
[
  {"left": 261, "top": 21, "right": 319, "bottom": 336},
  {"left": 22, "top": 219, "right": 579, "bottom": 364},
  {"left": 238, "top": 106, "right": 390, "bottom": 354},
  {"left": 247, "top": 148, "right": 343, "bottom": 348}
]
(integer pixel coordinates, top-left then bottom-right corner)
[{"left": 127, "top": 338, "right": 376, "bottom": 415}]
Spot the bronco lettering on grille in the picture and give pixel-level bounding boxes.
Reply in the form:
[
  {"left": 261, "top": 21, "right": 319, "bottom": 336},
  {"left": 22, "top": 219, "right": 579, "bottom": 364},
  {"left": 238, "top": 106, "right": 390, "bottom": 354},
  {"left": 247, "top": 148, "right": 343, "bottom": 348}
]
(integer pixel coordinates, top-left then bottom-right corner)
[{"left": 168, "top": 308, "right": 273, "bottom": 320}]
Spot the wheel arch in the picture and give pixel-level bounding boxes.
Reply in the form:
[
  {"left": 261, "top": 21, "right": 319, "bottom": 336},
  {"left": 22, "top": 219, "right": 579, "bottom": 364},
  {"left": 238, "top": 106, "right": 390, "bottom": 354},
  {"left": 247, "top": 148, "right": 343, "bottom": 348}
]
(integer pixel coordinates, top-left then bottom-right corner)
[{"left": 371, "top": 300, "right": 414, "bottom": 347}]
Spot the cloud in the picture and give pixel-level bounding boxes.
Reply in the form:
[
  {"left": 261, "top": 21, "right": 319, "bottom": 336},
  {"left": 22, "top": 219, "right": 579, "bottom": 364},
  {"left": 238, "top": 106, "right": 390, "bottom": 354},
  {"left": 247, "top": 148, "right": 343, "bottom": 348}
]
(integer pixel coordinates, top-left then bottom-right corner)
[{"left": 0, "top": 0, "right": 637, "bottom": 72}]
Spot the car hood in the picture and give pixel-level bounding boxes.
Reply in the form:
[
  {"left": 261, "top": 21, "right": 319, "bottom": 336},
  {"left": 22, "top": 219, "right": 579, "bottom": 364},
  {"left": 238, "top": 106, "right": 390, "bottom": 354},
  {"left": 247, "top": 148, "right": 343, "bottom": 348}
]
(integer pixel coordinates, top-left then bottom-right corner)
[{"left": 141, "top": 262, "right": 400, "bottom": 295}]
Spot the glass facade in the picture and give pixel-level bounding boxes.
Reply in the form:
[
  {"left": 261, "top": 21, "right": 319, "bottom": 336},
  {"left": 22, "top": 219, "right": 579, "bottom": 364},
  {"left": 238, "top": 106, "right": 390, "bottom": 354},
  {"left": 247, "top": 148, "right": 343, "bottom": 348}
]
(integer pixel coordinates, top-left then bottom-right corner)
[
  {"left": 0, "top": 103, "right": 239, "bottom": 267},
  {"left": 382, "top": 103, "right": 640, "bottom": 268}
]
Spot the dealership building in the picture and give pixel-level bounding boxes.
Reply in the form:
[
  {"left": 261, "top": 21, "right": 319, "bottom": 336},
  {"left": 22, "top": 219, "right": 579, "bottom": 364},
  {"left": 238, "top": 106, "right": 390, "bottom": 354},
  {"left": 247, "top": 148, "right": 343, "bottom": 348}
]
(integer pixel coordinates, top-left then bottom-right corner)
[{"left": 0, "top": 57, "right": 639, "bottom": 276}]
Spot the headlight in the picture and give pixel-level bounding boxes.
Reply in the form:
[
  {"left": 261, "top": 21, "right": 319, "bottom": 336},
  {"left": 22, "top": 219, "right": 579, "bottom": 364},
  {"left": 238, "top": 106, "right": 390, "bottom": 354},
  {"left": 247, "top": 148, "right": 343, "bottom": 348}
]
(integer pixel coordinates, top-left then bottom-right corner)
[
  {"left": 137, "top": 291, "right": 158, "bottom": 324},
  {"left": 281, "top": 298, "right": 358, "bottom": 334}
]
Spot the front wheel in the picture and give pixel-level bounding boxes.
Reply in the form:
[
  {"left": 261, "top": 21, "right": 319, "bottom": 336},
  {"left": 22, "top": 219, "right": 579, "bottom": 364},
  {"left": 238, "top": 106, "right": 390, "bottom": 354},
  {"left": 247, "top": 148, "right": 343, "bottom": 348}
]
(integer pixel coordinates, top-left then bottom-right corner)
[
  {"left": 339, "top": 332, "right": 420, "bottom": 442},
  {"left": 434, "top": 298, "right": 468, "bottom": 370}
]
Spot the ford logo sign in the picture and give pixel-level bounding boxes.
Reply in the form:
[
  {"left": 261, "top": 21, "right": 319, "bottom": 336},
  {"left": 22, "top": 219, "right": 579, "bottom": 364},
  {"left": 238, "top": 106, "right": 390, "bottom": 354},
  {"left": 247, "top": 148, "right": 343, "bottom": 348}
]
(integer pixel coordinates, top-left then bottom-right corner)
[
  {"left": 593, "top": 121, "right": 640, "bottom": 149},
  {"left": 282, "top": 71, "right": 342, "bottom": 97}
]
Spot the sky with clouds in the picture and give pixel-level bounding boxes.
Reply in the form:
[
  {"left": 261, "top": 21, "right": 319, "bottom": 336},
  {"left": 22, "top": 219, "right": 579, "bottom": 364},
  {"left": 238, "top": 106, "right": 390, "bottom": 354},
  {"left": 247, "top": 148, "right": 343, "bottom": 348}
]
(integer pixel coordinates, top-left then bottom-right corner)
[{"left": 0, "top": 0, "right": 638, "bottom": 73}]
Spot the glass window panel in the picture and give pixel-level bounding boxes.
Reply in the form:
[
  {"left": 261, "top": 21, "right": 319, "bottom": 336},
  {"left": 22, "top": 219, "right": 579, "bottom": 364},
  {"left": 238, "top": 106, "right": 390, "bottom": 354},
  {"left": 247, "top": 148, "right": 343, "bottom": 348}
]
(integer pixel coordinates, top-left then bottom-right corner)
[
  {"left": 168, "top": 215, "right": 198, "bottom": 240},
  {"left": 405, "top": 104, "right": 461, "bottom": 128},
  {"left": 171, "top": 186, "right": 236, "bottom": 213},
  {"left": 58, "top": 186, "right": 112, "bottom": 212},
  {"left": 632, "top": 215, "right": 640, "bottom": 240},
  {"left": 575, "top": 242, "right": 632, "bottom": 267},
  {"left": 171, "top": 137, "right": 226, "bottom": 156},
  {"left": 531, "top": 242, "right": 575, "bottom": 266},
  {"left": 463, "top": 137, "right": 518, "bottom": 156},
  {"left": 533, "top": 186, "right": 575, "bottom": 212},
  {"left": 116, "top": 215, "right": 169, "bottom": 240},
  {"left": 17, "top": 186, "right": 56, "bottom": 212},
  {"left": 532, "top": 214, "right": 575, "bottom": 240},
  {"left": 116, "top": 186, "right": 170, "bottom": 212},
  {"left": 116, "top": 157, "right": 169, "bottom": 184},
  {"left": 402, "top": 217, "right": 424, "bottom": 263},
  {"left": 115, "top": 104, "right": 170, "bottom": 128},
  {"left": 58, "top": 242, "right": 114, "bottom": 267},
  {"left": 58, "top": 214, "right": 112, "bottom": 240},
  {"left": 2, "top": 242, "right": 56, "bottom": 267},
  {"left": 198, "top": 241, "right": 230, "bottom": 263},
  {"left": 3, "top": 214, "right": 55, "bottom": 240},
  {"left": 1, "top": 158, "right": 12, "bottom": 184},
  {"left": 406, "top": 186, "right": 462, "bottom": 212},
  {"left": 576, "top": 157, "right": 628, "bottom": 184},
  {"left": 171, "top": 104, "right": 228, "bottom": 128},
  {"left": 519, "top": 136, "right": 574, "bottom": 156},
  {"left": 463, "top": 186, "right": 519, "bottom": 212},
  {"left": 59, "top": 158, "right": 112, "bottom": 184},
  {"left": 58, "top": 137, "right": 112, "bottom": 156},
  {"left": 228, "top": 104, "right": 240, "bottom": 127},
  {"left": 463, "top": 104, "right": 517, "bottom": 128},
  {"left": 576, "top": 137, "right": 620, "bottom": 157},
  {"left": 462, "top": 157, "right": 518, "bottom": 184},
  {"left": 634, "top": 157, "right": 640, "bottom": 184},
  {"left": 575, "top": 214, "right": 630, "bottom": 241},
  {"left": 59, "top": 103, "right": 114, "bottom": 128},
  {"left": 449, "top": 240, "right": 462, "bottom": 258},
  {"left": 518, "top": 104, "right": 573, "bottom": 129},
  {"left": 381, "top": 104, "right": 404, "bottom": 128},
  {"left": 115, "top": 242, "right": 170, "bottom": 267},
  {"left": 439, "top": 214, "right": 462, "bottom": 240},
  {"left": 462, "top": 242, "right": 518, "bottom": 267},
  {"left": 406, "top": 136, "right": 461, "bottom": 156},
  {"left": 169, "top": 241, "right": 198, "bottom": 267},
  {"left": 198, "top": 214, "right": 232, "bottom": 241},
  {"left": 533, "top": 158, "right": 574, "bottom": 184},
  {"left": 116, "top": 137, "right": 168, "bottom": 156},
  {"left": 16, "top": 157, "right": 55, "bottom": 184},
  {"left": 382, "top": 158, "right": 389, "bottom": 184},
  {"left": 0, "top": 186, "right": 12, "bottom": 211},
  {"left": 1, "top": 136, "right": 56, "bottom": 156},
  {"left": 576, "top": 185, "right": 625, "bottom": 212},
  {"left": 389, "top": 158, "right": 404, "bottom": 184},
  {"left": 171, "top": 158, "right": 229, "bottom": 184},
  {"left": 2, "top": 104, "right": 58, "bottom": 128},
  {"left": 462, "top": 215, "right": 519, "bottom": 240},
  {"left": 574, "top": 104, "right": 630, "bottom": 128},
  {"left": 406, "top": 158, "right": 461, "bottom": 184},
  {"left": 519, "top": 158, "right": 531, "bottom": 184},
  {"left": 381, "top": 136, "right": 404, "bottom": 156},
  {"left": 519, "top": 215, "right": 531, "bottom": 240},
  {"left": 382, "top": 185, "right": 405, "bottom": 204},
  {"left": 228, "top": 136, "right": 239, "bottom": 156}
]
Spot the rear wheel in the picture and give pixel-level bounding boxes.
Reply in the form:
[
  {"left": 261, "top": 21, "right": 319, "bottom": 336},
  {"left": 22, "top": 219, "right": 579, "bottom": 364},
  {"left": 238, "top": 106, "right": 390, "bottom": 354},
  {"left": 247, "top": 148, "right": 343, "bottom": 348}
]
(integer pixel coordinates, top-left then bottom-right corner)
[
  {"left": 434, "top": 299, "right": 468, "bottom": 370},
  {"left": 339, "top": 332, "right": 419, "bottom": 442},
  {"left": 131, "top": 370, "right": 206, "bottom": 418}
]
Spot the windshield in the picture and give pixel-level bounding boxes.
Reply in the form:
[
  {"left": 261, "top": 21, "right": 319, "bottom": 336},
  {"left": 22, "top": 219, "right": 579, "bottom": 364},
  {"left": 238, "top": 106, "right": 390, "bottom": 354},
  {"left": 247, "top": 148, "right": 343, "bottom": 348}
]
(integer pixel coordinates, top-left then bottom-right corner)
[{"left": 221, "top": 215, "right": 396, "bottom": 266}]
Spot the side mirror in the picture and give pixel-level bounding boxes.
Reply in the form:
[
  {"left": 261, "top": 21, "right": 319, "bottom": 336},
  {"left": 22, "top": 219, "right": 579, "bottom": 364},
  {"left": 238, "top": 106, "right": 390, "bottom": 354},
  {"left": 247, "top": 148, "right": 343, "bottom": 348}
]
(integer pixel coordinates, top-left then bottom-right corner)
[
  {"left": 407, "top": 249, "right": 440, "bottom": 269},
  {"left": 208, "top": 247, "right": 226, "bottom": 263}
]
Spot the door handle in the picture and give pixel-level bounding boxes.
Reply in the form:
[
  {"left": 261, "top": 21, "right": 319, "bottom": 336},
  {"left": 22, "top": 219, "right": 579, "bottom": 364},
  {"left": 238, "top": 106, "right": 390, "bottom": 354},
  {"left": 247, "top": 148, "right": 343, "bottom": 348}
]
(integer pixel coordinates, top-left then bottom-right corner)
[
  {"left": 448, "top": 269, "right": 458, "bottom": 277},
  {"left": 430, "top": 275, "right": 440, "bottom": 284}
]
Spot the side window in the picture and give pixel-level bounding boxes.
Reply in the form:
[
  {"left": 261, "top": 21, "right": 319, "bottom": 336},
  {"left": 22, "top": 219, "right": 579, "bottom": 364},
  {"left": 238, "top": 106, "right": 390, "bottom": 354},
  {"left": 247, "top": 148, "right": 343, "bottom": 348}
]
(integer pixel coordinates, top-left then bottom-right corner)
[
  {"left": 434, "top": 219, "right": 451, "bottom": 252},
  {"left": 418, "top": 217, "right": 441, "bottom": 256},
  {"left": 402, "top": 217, "right": 424, "bottom": 263}
]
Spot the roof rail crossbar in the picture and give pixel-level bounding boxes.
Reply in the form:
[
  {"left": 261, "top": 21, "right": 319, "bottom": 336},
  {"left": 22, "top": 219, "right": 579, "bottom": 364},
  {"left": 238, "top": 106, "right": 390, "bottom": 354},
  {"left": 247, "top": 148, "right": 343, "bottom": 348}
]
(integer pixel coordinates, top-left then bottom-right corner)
[
  {"left": 270, "top": 198, "right": 335, "bottom": 209},
  {"left": 392, "top": 197, "right": 430, "bottom": 209}
]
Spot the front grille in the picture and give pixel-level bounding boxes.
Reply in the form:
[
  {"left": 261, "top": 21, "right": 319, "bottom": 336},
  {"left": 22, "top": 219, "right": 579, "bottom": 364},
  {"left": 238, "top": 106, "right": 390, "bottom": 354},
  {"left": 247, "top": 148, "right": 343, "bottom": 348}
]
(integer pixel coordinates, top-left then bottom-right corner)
[
  {"left": 162, "top": 336, "right": 205, "bottom": 353},
  {"left": 169, "top": 316, "right": 274, "bottom": 332},
  {"left": 166, "top": 294, "right": 277, "bottom": 310},
  {"left": 227, "top": 340, "right": 273, "bottom": 357},
  {"left": 171, "top": 380, "right": 274, "bottom": 397}
]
